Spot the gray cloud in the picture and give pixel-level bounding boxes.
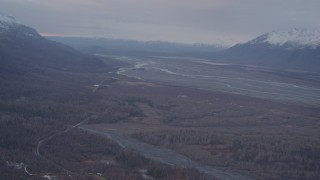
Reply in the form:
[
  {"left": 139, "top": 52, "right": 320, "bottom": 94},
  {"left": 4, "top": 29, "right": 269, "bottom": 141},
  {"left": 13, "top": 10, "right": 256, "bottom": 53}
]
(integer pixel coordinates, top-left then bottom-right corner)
[{"left": 1, "top": 0, "right": 319, "bottom": 45}]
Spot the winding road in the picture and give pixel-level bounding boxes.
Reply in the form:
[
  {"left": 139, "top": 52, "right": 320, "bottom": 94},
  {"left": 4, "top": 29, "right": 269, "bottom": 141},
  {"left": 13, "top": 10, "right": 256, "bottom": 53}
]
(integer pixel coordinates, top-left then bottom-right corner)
[{"left": 34, "top": 116, "right": 92, "bottom": 179}]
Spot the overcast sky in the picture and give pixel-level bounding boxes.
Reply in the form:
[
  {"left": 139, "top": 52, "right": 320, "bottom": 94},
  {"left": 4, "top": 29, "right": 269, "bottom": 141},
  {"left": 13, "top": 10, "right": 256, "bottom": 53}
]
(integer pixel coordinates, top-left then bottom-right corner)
[{"left": 1, "top": 0, "right": 319, "bottom": 46}]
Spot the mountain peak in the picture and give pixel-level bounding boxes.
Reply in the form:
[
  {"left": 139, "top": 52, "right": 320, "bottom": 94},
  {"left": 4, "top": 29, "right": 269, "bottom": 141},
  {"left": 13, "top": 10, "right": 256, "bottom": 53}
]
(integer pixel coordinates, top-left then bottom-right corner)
[
  {"left": 0, "top": 12, "right": 42, "bottom": 39},
  {"left": 0, "top": 13, "right": 21, "bottom": 33},
  {"left": 0, "top": 13, "right": 18, "bottom": 25},
  {"left": 249, "top": 28, "right": 320, "bottom": 48}
]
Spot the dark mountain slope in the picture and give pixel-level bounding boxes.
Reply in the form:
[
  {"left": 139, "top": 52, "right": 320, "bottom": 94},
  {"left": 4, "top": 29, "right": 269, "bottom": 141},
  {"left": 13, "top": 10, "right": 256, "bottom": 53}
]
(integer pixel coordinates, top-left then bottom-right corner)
[
  {"left": 217, "top": 29, "right": 320, "bottom": 72},
  {"left": 0, "top": 14, "right": 105, "bottom": 78}
]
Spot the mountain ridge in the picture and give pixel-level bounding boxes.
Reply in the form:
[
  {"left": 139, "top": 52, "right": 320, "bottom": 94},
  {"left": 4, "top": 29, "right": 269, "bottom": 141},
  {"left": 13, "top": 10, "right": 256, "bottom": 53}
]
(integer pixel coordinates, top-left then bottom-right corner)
[
  {"left": 0, "top": 13, "right": 105, "bottom": 77},
  {"left": 47, "top": 36, "right": 225, "bottom": 57},
  {"left": 217, "top": 28, "right": 320, "bottom": 72},
  {"left": 247, "top": 28, "right": 320, "bottom": 49}
]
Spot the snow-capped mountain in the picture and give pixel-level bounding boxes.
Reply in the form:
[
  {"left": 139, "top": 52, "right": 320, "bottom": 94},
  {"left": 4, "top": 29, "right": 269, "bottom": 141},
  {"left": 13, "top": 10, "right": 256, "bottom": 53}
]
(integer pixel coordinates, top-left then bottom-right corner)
[
  {"left": 0, "top": 13, "right": 17, "bottom": 28},
  {"left": 0, "top": 13, "right": 21, "bottom": 33},
  {"left": 248, "top": 28, "right": 320, "bottom": 48},
  {"left": 0, "top": 13, "right": 42, "bottom": 39},
  {"left": 0, "top": 13, "right": 104, "bottom": 75},
  {"left": 218, "top": 28, "right": 320, "bottom": 72}
]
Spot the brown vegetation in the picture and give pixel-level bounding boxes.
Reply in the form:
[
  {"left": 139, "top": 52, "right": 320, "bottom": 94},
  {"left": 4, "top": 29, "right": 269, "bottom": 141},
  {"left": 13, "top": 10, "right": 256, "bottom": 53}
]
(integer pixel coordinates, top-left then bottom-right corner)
[
  {"left": 1, "top": 55, "right": 320, "bottom": 179},
  {"left": 42, "top": 129, "right": 210, "bottom": 180}
]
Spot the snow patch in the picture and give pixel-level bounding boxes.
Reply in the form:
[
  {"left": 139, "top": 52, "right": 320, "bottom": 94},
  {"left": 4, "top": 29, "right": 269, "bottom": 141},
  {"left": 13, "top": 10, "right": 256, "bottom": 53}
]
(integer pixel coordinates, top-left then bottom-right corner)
[
  {"left": 43, "top": 175, "right": 57, "bottom": 180},
  {"left": 134, "top": 63, "right": 149, "bottom": 69},
  {"left": 250, "top": 28, "right": 320, "bottom": 48},
  {"left": 0, "top": 13, "right": 18, "bottom": 29},
  {"left": 24, "top": 166, "right": 33, "bottom": 175},
  {"left": 6, "top": 161, "right": 33, "bottom": 176},
  {"left": 0, "top": 13, "right": 17, "bottom": 24},
  {"left": 25, "top": 33, "right": 40, "bottom": 38},
  {"left": 6, "top": 161, "right": 24, "bottom": 169}
]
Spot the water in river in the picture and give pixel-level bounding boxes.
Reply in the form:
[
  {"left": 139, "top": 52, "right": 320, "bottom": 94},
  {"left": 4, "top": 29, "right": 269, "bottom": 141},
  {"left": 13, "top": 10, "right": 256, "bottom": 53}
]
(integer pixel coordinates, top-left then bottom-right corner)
[{"left": 112, "top": 55, "right": 320, "bottom": 105}]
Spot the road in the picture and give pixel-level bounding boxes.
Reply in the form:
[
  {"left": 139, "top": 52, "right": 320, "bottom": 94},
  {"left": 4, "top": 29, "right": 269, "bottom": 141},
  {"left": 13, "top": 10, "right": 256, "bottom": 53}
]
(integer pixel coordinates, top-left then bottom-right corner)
[
  {"left": 80, "top": 126, "right": 253, "bottom": 180},
  {"left": 34, "top": 116, "right": 92, "bottom": 179}
]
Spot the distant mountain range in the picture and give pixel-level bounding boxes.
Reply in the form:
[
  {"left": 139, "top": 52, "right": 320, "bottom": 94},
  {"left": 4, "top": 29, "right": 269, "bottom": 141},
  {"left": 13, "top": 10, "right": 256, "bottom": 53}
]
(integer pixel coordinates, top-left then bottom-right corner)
[
  {"left": 47, "top": 37, "right": 225, "bottom": 57},
  {"left": 49, "top": 28, "right": 320, "bottom": 72},
  {"left": 250, "top": 28, "right": 320, "bottom": 48},
  {"left": 217, "top": 28, "right": 320, "bottom": 72},
  {"left": 0, "top": 13, "right": 104, "bottom": 78},
  {"left": 1, "top": 12, "right": 319, "bottom": 73}
]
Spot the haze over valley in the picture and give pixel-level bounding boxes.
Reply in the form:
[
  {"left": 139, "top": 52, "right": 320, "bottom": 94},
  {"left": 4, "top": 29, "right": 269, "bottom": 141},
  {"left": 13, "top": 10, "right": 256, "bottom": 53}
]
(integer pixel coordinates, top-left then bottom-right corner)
[{"left": 1, "top": 1, "right": 320, "bottom": 180}]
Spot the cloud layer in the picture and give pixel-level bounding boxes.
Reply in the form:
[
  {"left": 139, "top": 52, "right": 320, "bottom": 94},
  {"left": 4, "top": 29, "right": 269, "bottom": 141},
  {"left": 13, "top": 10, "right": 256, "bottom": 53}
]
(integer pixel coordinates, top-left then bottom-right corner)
[{"left": 1, "top": 0, "right": 319, "bottom": 45}]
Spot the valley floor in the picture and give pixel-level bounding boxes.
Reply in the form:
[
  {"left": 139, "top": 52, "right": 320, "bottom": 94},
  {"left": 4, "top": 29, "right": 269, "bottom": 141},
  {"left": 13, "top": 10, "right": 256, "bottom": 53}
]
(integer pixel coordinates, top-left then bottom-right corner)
[{"left": 1, "top": 56, "right": 320, "bottom": 180}]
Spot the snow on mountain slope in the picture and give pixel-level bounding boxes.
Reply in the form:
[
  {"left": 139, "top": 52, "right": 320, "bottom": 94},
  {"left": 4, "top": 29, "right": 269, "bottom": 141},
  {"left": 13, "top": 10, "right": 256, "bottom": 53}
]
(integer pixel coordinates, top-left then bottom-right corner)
[
  {"left": 249, "top": 28, "right": 320, "bottom": 48},
  {"left": 0, "top": 13, "right": 19, "bottom": 29},
  {"left": 219, "top": 28, "right": 320, "bottom": 72},
  {"left": 0, "top": 12, "right": 42, "bottom": 39}
]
